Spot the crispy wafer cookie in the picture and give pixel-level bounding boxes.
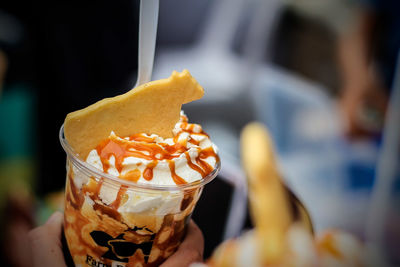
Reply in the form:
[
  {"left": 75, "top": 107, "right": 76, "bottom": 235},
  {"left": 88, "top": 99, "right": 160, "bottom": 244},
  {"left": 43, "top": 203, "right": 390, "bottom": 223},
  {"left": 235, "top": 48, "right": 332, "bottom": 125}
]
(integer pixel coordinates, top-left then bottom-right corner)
[{"left": 64, "top": 70, "right": 204, "bottom": 158}]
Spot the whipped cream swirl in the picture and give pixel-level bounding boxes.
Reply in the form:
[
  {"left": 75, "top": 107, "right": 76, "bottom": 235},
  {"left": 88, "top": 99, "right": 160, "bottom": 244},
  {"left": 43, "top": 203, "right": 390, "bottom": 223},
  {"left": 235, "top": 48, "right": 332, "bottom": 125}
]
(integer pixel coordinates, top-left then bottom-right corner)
[{"left": 85, "top": 112, "right": 219, "bottom": 186}]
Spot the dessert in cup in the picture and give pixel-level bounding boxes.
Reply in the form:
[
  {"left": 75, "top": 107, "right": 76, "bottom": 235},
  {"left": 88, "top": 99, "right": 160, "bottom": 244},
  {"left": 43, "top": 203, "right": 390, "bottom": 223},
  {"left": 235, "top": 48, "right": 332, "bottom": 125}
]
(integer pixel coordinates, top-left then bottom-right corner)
[{"left": 61, "top": 70, "right": 220, "bottom": 267}]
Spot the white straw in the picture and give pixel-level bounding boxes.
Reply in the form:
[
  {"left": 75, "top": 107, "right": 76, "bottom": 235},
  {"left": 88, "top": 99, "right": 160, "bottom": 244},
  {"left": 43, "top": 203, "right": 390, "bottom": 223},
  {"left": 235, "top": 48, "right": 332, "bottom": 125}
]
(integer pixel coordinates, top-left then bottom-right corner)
[{"left": 135, "top": 0, "right": 159, "bottom": 88}]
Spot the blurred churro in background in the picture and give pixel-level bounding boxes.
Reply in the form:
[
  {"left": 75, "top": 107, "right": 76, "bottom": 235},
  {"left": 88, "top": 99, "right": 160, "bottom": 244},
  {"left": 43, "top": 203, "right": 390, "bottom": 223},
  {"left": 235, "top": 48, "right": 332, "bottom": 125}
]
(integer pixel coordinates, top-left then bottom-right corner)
[{"left": 197, "top": 123, "right": 385, "bottom": 267}]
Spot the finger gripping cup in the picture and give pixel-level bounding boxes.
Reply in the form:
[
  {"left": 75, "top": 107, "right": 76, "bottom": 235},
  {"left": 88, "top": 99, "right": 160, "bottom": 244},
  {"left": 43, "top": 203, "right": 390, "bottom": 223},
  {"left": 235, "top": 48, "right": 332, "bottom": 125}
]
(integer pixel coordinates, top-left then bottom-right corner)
[{"left": 60, "top": 126, "right": 220, "bottom": 267}]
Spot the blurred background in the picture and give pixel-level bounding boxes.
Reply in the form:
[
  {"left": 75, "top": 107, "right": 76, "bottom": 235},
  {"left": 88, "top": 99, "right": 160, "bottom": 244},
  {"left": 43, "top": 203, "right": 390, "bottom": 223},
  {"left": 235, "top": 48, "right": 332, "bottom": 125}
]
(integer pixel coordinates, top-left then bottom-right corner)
[{"left": 0, "top": 0, "right": 399, "bottom": 266}]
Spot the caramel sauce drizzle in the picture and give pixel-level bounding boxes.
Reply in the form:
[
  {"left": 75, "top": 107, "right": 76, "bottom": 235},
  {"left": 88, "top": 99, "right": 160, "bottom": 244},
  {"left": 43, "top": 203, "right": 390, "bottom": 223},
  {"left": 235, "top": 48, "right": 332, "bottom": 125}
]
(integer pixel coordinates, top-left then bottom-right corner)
[
  {"left": 168, "top": 160, "right": 187, "bottom": 185},
  {"left": 84, "top": 114, "right": 219, "bottom": 209},
  {"left": 143, "top": 160, "right": 158, "bottom": 181},
  {"left": 82, "top": 177, "right": 104, "bottom": 201},
  {"left": 185, "top": 152, "right": 206, "bottom": 177},
  {"left": 110, "top": 185, "right": 128, "bottom": 209}
]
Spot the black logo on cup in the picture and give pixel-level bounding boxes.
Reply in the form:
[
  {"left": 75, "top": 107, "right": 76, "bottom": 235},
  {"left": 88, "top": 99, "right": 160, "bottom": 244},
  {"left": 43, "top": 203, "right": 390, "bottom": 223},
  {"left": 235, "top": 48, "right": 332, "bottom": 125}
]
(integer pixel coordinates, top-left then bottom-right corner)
[{"left": 90, "top": 227, "right": 155, "bottom": 263}]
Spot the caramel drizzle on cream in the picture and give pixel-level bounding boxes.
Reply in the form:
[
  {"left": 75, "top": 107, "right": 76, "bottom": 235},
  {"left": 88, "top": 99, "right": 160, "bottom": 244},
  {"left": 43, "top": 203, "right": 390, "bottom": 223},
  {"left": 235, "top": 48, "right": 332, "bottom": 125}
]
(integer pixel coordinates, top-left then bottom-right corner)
[{"left": 92, "top": 115, "right": 219, "bottom": 185}]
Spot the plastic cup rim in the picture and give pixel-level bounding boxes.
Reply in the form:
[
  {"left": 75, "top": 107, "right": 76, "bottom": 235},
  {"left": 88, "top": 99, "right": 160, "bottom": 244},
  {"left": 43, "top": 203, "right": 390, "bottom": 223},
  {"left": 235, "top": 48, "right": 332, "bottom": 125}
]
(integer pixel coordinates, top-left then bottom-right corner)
[{"left": 59, "top": 124, "right": 220, "bottom": 192}]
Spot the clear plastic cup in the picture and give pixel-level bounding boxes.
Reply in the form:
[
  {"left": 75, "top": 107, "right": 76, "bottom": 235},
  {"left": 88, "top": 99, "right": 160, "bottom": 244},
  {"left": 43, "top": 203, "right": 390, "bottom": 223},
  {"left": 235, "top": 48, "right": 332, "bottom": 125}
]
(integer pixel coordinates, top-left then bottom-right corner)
[{"left": 59, "top": 125, "right": 220, "bottom": 266}]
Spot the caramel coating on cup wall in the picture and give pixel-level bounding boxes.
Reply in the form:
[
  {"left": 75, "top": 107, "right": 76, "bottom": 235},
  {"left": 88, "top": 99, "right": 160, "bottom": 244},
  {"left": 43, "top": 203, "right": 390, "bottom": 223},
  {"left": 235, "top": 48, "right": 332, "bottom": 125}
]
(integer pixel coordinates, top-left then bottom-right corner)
[{"left": 64, "top": 159, "right": 201, "bottom": 267}]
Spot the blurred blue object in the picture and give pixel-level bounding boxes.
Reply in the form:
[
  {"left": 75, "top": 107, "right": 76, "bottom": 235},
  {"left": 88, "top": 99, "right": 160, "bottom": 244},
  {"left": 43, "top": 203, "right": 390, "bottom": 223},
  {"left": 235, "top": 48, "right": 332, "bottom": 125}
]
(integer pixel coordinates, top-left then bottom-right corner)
[{"left": 347, "top": 152, "right": 376, "bottom": 189}]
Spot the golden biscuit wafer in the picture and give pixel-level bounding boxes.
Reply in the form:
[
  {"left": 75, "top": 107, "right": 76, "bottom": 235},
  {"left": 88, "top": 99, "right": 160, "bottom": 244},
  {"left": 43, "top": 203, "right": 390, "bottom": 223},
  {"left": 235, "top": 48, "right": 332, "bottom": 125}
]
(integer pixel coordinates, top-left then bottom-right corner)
[{"left": 64, "top": 70, "right": 204, "bottom": 159}]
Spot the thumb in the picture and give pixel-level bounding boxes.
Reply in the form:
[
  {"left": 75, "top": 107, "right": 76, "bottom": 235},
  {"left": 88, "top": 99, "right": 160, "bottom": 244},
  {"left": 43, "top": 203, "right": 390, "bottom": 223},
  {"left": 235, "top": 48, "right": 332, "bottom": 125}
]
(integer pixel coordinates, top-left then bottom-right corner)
[{"left": 29, "top": 211, "right": 67, "bottom": 267}]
